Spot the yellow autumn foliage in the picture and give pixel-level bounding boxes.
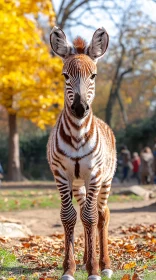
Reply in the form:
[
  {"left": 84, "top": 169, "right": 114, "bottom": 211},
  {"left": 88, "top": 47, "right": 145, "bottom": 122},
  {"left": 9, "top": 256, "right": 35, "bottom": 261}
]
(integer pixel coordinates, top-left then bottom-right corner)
[{"left": 0, "top": 0, "right": 64, "bottom": 129}]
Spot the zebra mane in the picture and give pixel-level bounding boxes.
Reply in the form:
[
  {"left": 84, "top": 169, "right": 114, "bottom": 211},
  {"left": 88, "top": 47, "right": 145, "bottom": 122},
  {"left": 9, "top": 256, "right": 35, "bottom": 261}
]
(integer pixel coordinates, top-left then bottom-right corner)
[{"left": 73, "top": 37, "right": 87, "bottom": 54}]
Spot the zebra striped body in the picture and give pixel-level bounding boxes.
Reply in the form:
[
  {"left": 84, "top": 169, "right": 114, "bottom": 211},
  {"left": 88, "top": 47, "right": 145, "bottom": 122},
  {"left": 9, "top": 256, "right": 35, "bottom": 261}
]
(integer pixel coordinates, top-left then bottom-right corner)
[
  {"left": 47, "top": 110, "right": 116, "bottom": 211},
  {"left": 47, "top": 26, "right": 116, "bottom": 280}
]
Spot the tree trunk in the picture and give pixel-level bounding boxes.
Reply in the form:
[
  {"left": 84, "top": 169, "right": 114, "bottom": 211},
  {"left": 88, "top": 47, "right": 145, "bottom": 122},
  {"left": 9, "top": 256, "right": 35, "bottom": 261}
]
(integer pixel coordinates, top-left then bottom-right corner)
[
  {"left": 8, "top": 113, "right": 22, "bottom": 181},
  {"left": 105, "top": 89, "right": 117, "bottom": 126},
  {"left": 117, "top": 90, "right": 128, "bottom": 126},
  {"left": 105, "top": 68, "right": 132, "bottom": 127}
]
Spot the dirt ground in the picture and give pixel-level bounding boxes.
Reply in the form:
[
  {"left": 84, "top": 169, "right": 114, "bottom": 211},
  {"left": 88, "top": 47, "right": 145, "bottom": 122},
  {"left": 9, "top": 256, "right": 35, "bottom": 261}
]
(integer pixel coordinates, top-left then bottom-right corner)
[{"left": 2, "top": 199, "right": 156, "bottom": 236}]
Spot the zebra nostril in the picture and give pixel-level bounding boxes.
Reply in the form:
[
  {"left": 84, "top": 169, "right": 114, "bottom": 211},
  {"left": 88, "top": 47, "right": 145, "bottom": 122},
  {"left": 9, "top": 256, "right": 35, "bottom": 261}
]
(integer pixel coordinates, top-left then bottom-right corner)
[
  {"left": 71, "top": 104, "right": 75, "bottom": 111},
  {"left": 86, "top": 104, "right": 89, "bottom": 111}
]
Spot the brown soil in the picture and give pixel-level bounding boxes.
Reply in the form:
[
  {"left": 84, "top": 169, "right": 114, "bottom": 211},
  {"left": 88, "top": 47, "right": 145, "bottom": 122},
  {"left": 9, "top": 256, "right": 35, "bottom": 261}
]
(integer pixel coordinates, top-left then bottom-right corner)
[{"left": 2, "top": 199, "right": 156, "bottom": 236}]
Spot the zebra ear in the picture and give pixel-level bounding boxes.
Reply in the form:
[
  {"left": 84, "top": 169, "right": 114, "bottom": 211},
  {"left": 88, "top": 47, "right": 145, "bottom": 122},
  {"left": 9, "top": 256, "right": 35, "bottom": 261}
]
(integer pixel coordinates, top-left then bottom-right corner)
[
  {"left": 50, "top": 26, "right": 72, "bottom": 59},
  {"left": 87, "top": 27, "right": 109, "bottom": 61}
]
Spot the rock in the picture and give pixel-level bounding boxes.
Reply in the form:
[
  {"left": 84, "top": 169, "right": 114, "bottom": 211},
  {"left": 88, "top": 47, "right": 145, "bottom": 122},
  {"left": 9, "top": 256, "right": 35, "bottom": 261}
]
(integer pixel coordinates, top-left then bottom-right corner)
[
  {"left": 129, "top": 186, "right": 153, "bottom": 199},
  {"left": 0, "top": 222, "right": 32, "bottom": 238},
  {"left": 0, "top": 216, "right": 21, "bottom": 224},
  {"left": 115, "top": 185, "right": 154, "bottom": 200}
]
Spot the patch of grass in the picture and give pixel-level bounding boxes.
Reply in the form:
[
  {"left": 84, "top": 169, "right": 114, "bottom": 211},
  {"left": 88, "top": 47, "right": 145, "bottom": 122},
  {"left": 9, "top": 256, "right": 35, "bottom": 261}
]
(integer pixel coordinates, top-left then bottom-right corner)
[
  {"left": 0, "top": 248, "right": 28, "bottom": 278},
  {"left": 0, "top": 189, "right": 143, "bottom": 212},
  {"left": 0, "top": 189, "right": 61, "bottom": 211},
  {"left": 108, "top": 194, "right": 143, "bottom": 203},
  {"left": 143, "top": 269, "right": 156, "bottom": 280},
  {"left": 0, "top": 248, "right": 17, "bottom": 267}
]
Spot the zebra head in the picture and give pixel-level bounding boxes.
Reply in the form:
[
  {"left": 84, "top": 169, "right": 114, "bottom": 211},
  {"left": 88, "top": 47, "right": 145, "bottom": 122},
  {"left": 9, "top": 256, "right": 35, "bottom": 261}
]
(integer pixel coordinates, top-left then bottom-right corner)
[{"left": 50, "top": 27, "right": 109, "bottom": 119}]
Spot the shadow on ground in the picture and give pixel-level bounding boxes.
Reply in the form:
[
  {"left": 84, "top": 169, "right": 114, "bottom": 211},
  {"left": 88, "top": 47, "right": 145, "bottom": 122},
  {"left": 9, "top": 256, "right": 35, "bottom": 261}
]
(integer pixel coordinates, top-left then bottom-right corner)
[{"left": 111, "top": 202, "right": 156, "bottom": 213}]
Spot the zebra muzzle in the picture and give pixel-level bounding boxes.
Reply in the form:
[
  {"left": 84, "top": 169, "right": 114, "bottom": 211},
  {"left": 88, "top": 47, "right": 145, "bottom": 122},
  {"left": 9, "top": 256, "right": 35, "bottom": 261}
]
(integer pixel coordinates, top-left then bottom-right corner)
[{"left": 71, "top": 102, "right": 89, "bottom": 119}]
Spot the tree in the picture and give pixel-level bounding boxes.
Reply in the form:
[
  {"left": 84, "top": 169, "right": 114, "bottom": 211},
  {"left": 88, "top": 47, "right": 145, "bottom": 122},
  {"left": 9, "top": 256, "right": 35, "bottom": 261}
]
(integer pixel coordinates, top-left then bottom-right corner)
[
  {"left": 105, "top": 2, "right": 156, "bottom": 127},
  {"left": 0, "top": 0, "right": 64, "bottom": 181},
  {"left": 93, "top": 56, "right": 156, "bottom": 131},
  {"left": 53, "top": 0, "right": 120, "bottom": 31}
]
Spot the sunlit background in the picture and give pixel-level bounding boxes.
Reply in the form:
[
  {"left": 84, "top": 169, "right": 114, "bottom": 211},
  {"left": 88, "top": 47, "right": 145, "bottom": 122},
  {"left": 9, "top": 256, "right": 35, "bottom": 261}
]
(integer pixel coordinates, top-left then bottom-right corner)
[{"left": 0, "top": 0, "right": 156, "bottom": 181}]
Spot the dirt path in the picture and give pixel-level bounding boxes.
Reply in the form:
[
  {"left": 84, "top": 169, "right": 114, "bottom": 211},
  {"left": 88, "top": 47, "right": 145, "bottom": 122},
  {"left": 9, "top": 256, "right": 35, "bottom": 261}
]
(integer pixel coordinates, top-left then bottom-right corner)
[{"left": 2, "top": 199, "right": 156, "bottom": 236}]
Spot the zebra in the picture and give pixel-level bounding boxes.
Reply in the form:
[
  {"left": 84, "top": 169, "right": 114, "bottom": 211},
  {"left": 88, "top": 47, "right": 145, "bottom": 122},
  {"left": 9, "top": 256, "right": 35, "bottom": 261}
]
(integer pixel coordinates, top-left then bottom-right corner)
[{"left": 47, "top": 26, "right": 116, "bottom": 280}]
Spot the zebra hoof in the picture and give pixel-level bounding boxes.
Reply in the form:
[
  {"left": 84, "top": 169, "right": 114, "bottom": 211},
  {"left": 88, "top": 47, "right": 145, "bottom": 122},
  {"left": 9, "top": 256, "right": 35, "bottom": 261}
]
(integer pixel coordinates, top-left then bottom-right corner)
[
  {"left": 81, "top": 264, "right": 86, "bottom": 270},
  {"left": 101, "top": 269, "right": 113, "bottom": 278},
  {"left": 88, "top": 276, "right": 101, "bottom": 280},
  {"left": 61, "top": 275, "right": 75, "bottom": 280}
]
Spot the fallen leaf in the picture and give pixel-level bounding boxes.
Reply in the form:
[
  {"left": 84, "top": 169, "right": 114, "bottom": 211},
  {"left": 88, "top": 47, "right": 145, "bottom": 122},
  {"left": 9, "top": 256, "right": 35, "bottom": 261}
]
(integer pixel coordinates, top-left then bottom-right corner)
[
  {"left": 20, "top": 276, "right": 26, "bottom": 280},
  {"left": 121, "top": 274, "right": 131, "bottom": 280},
  {"left": 132, "top": 272, "right": 142, "bottom": 280},
  {"left": 14, "top": 200, "right": 20, "bottom": 205},
  {"left": 75, "top": 259, "right": 81, "bottom": 264},
  {"left": 52, "top": 261, "right": 58, "bottom": 267},
  {"left": 0, "top": 237, "right": 7, "bottom": 243},
  {"left": 52, "top": 244, "right": 61, "bottom": 249},
  {"left": 124, "top": 262, "right": 136, "bottom": 269},
  {"left": 22, "top": 242, "right": 30, "bottom": 248}
]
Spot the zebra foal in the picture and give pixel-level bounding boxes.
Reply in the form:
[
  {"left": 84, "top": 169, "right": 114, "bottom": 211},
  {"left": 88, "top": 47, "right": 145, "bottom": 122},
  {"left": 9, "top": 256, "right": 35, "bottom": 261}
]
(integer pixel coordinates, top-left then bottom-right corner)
[{"left": 47, "top": 26, "right": 116, "bottom": 280}]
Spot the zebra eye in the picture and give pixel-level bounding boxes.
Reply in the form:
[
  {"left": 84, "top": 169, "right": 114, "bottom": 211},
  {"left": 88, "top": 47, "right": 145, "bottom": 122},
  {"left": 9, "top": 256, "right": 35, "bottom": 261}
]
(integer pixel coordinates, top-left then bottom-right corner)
[
  {"left": 90, "top": 74, "right": 96, "bottom": 80},
  {"left": 63, "top": 73, "right": 69, "bottom": 80}
]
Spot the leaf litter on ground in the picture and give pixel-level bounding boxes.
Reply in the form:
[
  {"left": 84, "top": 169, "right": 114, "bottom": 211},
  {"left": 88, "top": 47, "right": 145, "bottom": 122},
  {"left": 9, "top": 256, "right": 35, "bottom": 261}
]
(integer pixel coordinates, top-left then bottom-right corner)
[{"left": 0, "top": 224, "right": 155, "bottom": 279}]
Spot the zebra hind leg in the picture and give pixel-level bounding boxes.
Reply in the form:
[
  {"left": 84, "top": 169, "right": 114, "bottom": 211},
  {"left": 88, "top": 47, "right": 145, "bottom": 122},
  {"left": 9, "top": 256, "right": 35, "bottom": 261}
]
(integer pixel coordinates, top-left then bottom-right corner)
[
  {"left": 98, "top": 183, "right": 113, "bottom": 279},
  {"left": 80, "top": 183, "right": 101, "bottom": 279}
]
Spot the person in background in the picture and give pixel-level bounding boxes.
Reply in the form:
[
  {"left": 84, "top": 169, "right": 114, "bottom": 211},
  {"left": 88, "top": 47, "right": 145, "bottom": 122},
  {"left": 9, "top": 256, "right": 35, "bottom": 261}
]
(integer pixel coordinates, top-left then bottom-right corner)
[
  {"left": 120, "top": 145, "right": 132, "bottom": 183},
  {"left": 0, "top": 162, "right": 4, "bottom": 186},
  {"left": 153, "top": 138, "right": 156, "bottom": 183},
  {"left": 131, "top": 152, "right": 141, "bottom": 184},
  {"left": 140, "top": 147, "right": 154, "bottom": 185}
]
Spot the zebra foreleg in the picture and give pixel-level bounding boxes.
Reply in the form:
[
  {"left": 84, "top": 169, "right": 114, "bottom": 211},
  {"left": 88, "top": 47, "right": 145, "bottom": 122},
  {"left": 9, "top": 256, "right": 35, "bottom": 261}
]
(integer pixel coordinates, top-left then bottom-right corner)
[
  {"left": 97, "top": 183, "right": 113, "bottom": 279},
  {"left": 54, "top": 169, "right": 77, "bottom": 279},
  {"left": 73, "top": 185, "right": 87, "bottom": 267},
  {"left": 57, "top": 184, "right": 77, "bottom": 279},
  {"left": 80, "top": 184, "right": 101, "bottom": 279},
  {"left": 61, "top": 196, "right": 77, "bottom": 278}
]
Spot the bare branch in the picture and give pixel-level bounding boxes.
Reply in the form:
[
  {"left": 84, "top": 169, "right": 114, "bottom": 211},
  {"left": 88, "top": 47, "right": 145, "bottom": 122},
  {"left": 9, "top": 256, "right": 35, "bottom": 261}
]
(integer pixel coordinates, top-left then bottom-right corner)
[
  {"left": 69, "top": 0, "right": 89, "bottom": 15},
  {"left": 57, "top": 0, "right": 66, "bottom": 19},
  {"left": 66, "top": 18, "right": 95, "bottom": 30}
]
